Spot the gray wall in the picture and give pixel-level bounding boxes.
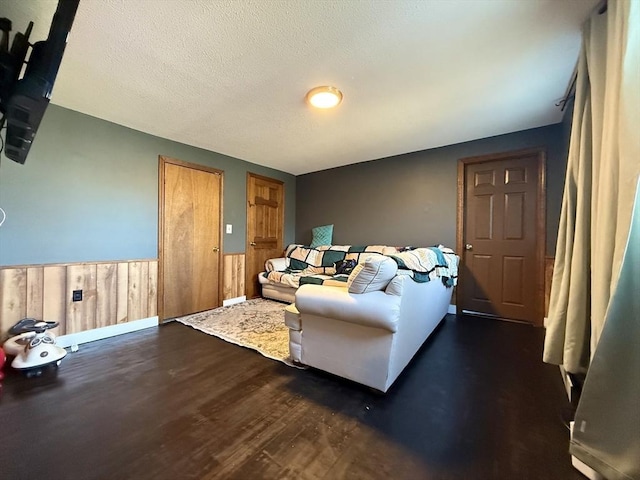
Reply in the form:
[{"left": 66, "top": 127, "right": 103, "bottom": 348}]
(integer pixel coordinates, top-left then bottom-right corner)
[
  {"left": 296, "top": 124, "right": 567, "bottom": 255},
  {"left": 0, "top": 105, "right": 296, "bottom": 266}
]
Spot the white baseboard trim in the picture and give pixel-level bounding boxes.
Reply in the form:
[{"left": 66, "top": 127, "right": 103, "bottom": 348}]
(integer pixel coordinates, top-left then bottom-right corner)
[
  {"left": 570, "top": 422, "right": 604, "bottom": 480},
  {"left": 57, "top": 316, "right": 158, "bottom": 349},
  {"left": 448, "top": 304, "right": 456, "bottom": 314},
  {"left": 223, "top": 296, "right": 246, "bottom": 306}
]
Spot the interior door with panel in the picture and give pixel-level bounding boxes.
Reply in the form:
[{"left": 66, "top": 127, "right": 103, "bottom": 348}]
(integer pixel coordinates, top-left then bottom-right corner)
[
  {"left": 245, "top": 173, "right": 284, "bottom": 299},
  {"left": 457, "top": 149, "right": 545, "bottom": 325},
  {"left": 159, "top": 157, "right": 222, "bottom": 321}
]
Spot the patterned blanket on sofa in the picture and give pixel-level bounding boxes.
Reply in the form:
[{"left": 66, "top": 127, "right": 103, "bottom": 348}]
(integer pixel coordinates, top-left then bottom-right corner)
[
  {"left": 389, "top": 246, "right": 459, "bottom": 286},
  {"left": 262, "top": 244, "right": 397, "bottom": 289},
  {"left": 286, "top": 244, "right": 395, "bottom": 269},
  {"left": 262, "top": 244, "right": 458, "bottom": 289}
]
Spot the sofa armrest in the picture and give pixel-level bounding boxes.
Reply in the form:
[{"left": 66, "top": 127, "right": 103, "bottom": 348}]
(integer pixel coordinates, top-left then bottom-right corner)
[
  {"left": 265, "top": 257, "right": 288, "bottom": 272},
  {"left": 295, "top": 284, "right": 401, "bottom": 332}
]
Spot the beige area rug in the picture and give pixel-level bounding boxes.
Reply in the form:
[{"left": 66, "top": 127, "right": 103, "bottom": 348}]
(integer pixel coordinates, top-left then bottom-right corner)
[{"left": 175, "top": 298, "right": 302, "bottom": 367}]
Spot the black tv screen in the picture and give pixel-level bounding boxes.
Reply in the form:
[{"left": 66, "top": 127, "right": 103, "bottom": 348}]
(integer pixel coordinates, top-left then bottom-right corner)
[{"left": 0, "top": 0, "right": 80, "bottom": 164}]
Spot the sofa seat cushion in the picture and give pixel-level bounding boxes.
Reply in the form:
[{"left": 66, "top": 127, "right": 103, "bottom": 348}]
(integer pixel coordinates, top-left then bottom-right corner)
[{"left": 295, "top": 284, "right": 401, "bottom": 332}]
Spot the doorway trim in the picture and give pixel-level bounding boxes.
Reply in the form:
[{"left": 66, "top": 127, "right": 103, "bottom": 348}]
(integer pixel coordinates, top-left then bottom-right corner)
[
  {"left": 158, "top": 155, "right": 225, "bottom": 322},
  {"left": 456, "top": 147, "right": 546, "bottom": 325}
]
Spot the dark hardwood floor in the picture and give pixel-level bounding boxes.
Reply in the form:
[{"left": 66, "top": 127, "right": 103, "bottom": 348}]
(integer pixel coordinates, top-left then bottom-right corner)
[{"left": 0, "top": 314, "right": 581, "bottom": 480}]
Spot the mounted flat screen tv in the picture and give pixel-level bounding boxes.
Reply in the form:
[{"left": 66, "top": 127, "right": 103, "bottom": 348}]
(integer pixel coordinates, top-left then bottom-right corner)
[{"left": 0, "top": 0, "right": 79, "bottom": 164}]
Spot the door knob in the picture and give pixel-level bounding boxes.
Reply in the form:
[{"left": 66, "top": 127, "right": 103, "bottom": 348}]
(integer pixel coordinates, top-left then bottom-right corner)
[
  {"left": 250, "top": 242, "right": 256, "bottom": 246},
  {"left": 465, "top": 244, "right": 473, "bottom": 250},
  {"left": 212, "top": 247, "right": 220, "bottom": 252}
]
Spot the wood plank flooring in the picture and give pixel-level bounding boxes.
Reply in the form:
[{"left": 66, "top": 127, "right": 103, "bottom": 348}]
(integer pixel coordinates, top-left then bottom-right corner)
[{"left": 0, "top": 314, "right": 582, "bottom": 480}]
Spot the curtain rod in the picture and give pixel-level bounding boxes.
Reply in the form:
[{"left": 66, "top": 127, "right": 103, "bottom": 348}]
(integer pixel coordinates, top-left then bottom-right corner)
[
  {"left": 555, "top": 0, "right": 607, "bottom": 112},
  {"left": 556, "top": 63, "right": 578, "bottom": 112}
]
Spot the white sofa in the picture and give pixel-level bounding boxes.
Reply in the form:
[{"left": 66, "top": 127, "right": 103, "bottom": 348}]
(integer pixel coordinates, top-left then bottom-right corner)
[{"left": 283, "top": 253, "right": 457, "bottom": 392}]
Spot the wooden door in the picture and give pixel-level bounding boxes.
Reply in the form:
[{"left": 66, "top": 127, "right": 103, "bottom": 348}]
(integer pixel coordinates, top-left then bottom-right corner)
[
  {"left": 159, "top": 157, "right": 223, "bottom": 321},
  {"left": 457, "top": 149, "right": 545, "bottom": 325},
  {"left": 245, "top": 173, "right": 284, "bottom": 299}
]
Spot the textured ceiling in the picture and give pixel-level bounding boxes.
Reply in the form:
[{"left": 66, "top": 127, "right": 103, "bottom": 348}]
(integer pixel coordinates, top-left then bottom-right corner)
[{"left": 3, "top": 0, "right": 598, "bottom": 175}]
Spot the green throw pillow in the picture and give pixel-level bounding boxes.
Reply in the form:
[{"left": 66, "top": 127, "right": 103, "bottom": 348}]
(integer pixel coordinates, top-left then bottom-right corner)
[{"left": 310, "top": 224, "right": 333, "bottom": 248}]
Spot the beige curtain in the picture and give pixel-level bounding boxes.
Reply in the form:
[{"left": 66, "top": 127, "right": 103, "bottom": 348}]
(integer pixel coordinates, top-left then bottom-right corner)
[
  {"left": 570, "top": 177, "right": 640, "bottom": 480},
  {"left": 543, "top": 0, "right": 640, "bottom": 373},
  {"left": 544, "top": 0, "right": 640, "bottom": 478}
]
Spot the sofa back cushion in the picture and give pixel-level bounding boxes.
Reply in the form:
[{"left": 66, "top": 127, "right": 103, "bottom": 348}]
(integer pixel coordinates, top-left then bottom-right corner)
[
  {"left": 384, "top": 275, "right": 404, "bottom": 296},
  {"left": 347, "top": 256, "right": 398, "bottom": 294}
]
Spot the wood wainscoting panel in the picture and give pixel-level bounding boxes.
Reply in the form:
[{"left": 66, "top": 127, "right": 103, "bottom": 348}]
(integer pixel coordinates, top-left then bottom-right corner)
[
  {"left": 0, "top": 259, "right": 158, "bottom": 340},
  {"left": 128, "top": 261, "right": 150, "bottom": 323},
  {"left": 67, "top": 264, "right": 98, "bottom": 334},
  {"left": 43, "top": 266, "right": 67, "bottom": 336},
  {"left": 0, "top": 268, "right": 27, "bottom": 338},
  {"left": 147, "top": 261, "right": 158, "bottom": 318},
  {"left": 96, "top": 263, "right": 118, "bottom": 329},
  {"left": 26, "top": 267, "right": 44, "bottom": 320},
  {"left": 223, "top": 253, "right": 245, "bottom": 300},
  {"left": 117, "top": 262, "right": 129, "bottom": 324}
]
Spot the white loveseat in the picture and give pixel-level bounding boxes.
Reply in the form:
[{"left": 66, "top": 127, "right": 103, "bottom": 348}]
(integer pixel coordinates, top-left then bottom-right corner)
[{"left": 283, "top": 252, "right": 458, "bottom": 392}]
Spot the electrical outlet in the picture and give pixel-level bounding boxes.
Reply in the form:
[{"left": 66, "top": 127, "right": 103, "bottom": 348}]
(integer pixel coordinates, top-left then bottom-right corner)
[
  {"left": 72, "top": 290, "right": 83, "bottom": 302},
  {"left": 226, "top": 224, "right": 233, "bottom": 234}
]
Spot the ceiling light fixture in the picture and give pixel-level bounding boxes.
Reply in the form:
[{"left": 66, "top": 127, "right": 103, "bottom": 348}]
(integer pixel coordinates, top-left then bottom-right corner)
[{"left": 305, "top": 86, "right": 343, "bottom": 109}]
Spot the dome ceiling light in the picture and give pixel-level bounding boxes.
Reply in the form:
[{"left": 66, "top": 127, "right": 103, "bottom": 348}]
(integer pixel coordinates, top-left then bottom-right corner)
[{"left": 305, "top": 86, "right": 343, "bottom": 109}]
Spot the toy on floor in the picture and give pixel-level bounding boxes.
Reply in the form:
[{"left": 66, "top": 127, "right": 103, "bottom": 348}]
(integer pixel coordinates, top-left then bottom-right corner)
[{"left": 3, "top": 318, "right": 67, "bottom": 378}]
